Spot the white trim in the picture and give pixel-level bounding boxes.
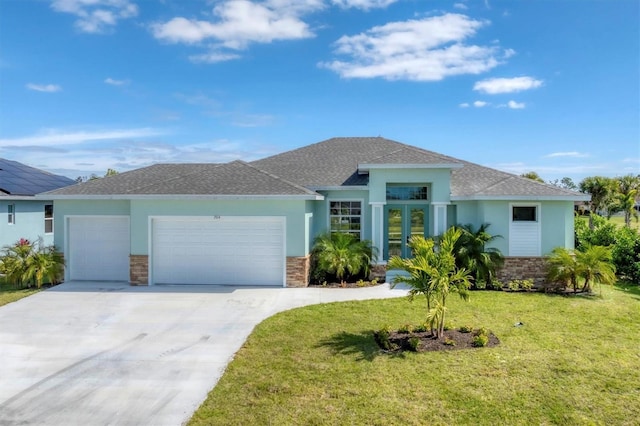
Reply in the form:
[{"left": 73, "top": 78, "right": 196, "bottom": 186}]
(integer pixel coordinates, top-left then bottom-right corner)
[
  {"left": 64, "top": 215, "right": 131, "bottom": 282},
  {"left": 452, "top": 195, "right": 590, "bottom": 201},
  {"left": 327, "top": 198, "right": 365, "bottom": 240},
  {"left": 433, "top": 203, "right": 448, "bottom": 236},
  {"left": 148, "top": 215, "right": 286, "bottom": 287},
  {"left": 370, "top": 203, "right": 384, "bottom": 261},
  {"left": 7, "top": 203, "right": 15, "bottom": 225},
  {"left": 309, "top": 186, "right": 368, "bottom": 191},
  {"left": 38, "top": 194, "right": 323, "bottom": 201},
  {"left": 508, "top": 203, "right": 542, "bottom": 256},
  {"left": 358, "top": 163, "right": 463, "bottom": 172}
]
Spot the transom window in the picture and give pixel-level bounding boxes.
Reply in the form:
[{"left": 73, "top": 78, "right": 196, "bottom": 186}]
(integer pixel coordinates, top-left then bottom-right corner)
[
  {"left": 513, "top": 206, "right": 537, "bottom": 222},
  {"left": 329, "top": 201, "right": 361, "bottom": 238},
  {"left": 386, "top": 185, "right": 428, "bottom": 201},
  {"left": 45, "top": 204, "right": 53, "bottom": 233},
  {"left": 8, "top": 204, "right": 15, "bottom": 224}
]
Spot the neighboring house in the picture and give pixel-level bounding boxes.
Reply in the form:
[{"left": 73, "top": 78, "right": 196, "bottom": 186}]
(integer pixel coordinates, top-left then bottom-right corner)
[
  {"left": 42, "top": 137, "right": 589, "bottom": 287},
  {"left": 0, "top": 159, "right": 76, "bottom": 248}
]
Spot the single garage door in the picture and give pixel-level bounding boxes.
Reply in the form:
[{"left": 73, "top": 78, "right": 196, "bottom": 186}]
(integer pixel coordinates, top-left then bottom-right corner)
[
  {"left": 67, "top": 216, "right": 130, "bottom": 281},
  {"left": 152, "top": 216, "right": 285, "bottom": 286}
]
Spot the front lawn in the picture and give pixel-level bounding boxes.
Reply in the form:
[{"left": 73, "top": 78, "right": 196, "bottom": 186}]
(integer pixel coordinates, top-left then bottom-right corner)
[
  {"left": 191, "top": 284, "right": 640, "bottom": 425},
  {"left": 0, "top": 279, "right": 42, "bottom": 307}
]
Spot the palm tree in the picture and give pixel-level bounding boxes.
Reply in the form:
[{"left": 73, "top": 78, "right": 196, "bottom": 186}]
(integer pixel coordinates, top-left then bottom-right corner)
[
  {"left": 23, "top": 246, "right": 64, "bottom": 288},
  {"left": 611, "top": 175, "right": 640, "bottom": 228},
  {"left": 453, "top": 223, "right": 504, "bottom": 289},
  {"left": 576, "top": 245, "right": 616, "bottom": 293},
  {"left": 546, "top": 247, "right": 580, "bottom": 293},
  {"left": 311, "top": 232, "right": 377, "bottom": 283},
  {"left": 546, "top": 245, "right": 616, "bottom": 293},
  {"left": 579, "top": 176, "right": 616, "bottom": 229},
  {"left": 389, "top": 228, "right": 472, "bottom": 338},
  {"left": 0, "top": 239, "right": 33, "bottom": 288}
]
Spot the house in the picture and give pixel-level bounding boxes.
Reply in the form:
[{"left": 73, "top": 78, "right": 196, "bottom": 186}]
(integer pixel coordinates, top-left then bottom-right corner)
[
  {"left": 42, "top": 137, "right": 589, "bottom": 287},
  {"left": 0, "top": 159, "right": 76, "bottom": 249}
]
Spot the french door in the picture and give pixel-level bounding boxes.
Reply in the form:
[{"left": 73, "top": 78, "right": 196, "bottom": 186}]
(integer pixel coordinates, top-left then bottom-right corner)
[{"left": 384, "top": 204, "right": 428, "bottom": 259}]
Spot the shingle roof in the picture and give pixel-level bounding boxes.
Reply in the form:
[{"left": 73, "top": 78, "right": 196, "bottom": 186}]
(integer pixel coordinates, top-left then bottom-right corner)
[
  {"left": 43, "top": 136, "right": 587, "bottom": 200},
  {"left": 252, "top": 136, "right": 585, "bottom": 199},
  {"left": 252, "top": 137, "right": 462, "bottom": 187},
  {"left": 0, "top": 158, "right": 75, "bottom": 196},
  {"left": 45, "top": 161, "right": 319, "bottom": 197}
]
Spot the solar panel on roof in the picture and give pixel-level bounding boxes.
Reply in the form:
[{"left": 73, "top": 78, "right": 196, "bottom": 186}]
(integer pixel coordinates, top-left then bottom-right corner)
[{"left": 0, "top": 158, "right": 75, "bottom": 195}]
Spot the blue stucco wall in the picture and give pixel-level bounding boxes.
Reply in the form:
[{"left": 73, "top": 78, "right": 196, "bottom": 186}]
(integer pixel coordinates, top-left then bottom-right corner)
[{"left": 0, "top": 199, "right": 55, "bottom": 248}]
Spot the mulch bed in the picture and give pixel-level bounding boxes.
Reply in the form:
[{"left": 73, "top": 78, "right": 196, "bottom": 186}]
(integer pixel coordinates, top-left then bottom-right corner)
[{"left": 377, "top": 329, "right": 500, "bottom": 352}]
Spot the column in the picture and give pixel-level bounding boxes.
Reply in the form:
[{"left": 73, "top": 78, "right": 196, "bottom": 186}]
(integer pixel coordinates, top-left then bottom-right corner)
[{"left": 370, "top": 202, "right": 385, "bottom": 263}]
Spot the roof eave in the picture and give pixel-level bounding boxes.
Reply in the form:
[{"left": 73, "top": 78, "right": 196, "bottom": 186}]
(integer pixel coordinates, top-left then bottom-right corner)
[
  {"left": 307, "top": 185, "right": 368, "bottom": 191},
  {"left": 358, "top": 163, "right": 464, "bottom": 173},
  {"left": 451, "top": 194, "right": 591, "bottom": 201},
  {"left": 38, "top": 194, "right": 324, "bottom": 201}
]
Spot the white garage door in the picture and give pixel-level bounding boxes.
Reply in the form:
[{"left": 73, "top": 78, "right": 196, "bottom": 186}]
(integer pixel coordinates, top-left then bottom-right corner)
[
  {"left": 67, "top": 216, "right": 130, "bottom": 281},
  {"left": 152, "top": 216, "right": 285, "bottom": 286}
]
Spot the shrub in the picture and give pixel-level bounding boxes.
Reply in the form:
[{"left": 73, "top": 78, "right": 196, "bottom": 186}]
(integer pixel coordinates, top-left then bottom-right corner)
[
  {"left": 472, "top": 333, "right": 489, "bottom": 347},
  {"left": 612, "top": 227, "right": 640, "bottom": 284},
  {"left": 309, "top": 232, "right": 377, "bottom": 284},
  {"left": 374, "top": 326, "right": 393, "bottom": 350},
  {"left": 474, "top": 327, "right": 488, "bottom": 337},
  {"left": 444, "top": 337, "right": 456, "bottom": 346},
  {"left": 459, "top": 325, "right": 474, "bottom": 333},
  {"left": 398, "top": 324, "right": 414, "bottom": 334},
  {"left": 408, "top": 337, "right": 421, "bottom": 351},
  {"left": 414, "top": 323, "right": 428, "bottom": 333},
  {"left": 508, "top": 279, "right": 534, "bottom": 291},
  {"left": 0, "top": 239, "right": 64, "bottom": 289}
]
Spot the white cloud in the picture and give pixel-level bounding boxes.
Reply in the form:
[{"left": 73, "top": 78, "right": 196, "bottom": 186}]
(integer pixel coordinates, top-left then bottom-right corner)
[
  {"left": 151, "top": 0, "right": 318, "bottom": 59},
  {"left": 189, "top": 51, "right": 242, "bottom": 63},
  {"left": 331, "top": 0, "right": 398, "bottom": 9},
  {"left": 473, "top": 100, "right": 488, "bottom": 107},
  {"left": 474, "top": 76, "right": 543, "bottom": 94},
  {"left": 546, "top": 151, "right": 589, "bottom": 158},
  {"left": 26, "top": 83, "right": 62, "bottom": 92},
  {"left": 320, "top": 13, "right": 508, "bottom": 81},
  {"left": 453, "top": 3, "right": 468, "bottom": 10},
  {"left": 104, "top": 77, "right": 128, "bottom": 86},
  {"left": 0, "top": 128, "right": 163, "bottom": 147},
  {"left": 1, "top": 138, "right": 278, "bottom": 179},
  {"left": 51, "top": 0, "right": 138, "bottom": 33},
  {"left": 507, "top": 100, "right": 525, "bottom": 109},
  {"left": 459, "top": 102, "right": 470, "bottom": 108}
]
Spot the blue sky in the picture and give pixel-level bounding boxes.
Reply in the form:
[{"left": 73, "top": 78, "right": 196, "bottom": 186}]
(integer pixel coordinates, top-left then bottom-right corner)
[{"left": 0, "top": 0, "right": 638, "bottom": 183}]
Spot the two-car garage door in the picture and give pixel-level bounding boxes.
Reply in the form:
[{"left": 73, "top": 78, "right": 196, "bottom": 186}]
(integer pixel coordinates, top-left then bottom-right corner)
[
  {"left": 67, "top": 216, "right": 285, "bottom": 286},
  {"left": 151, "top": 217, "right": 285, "bottom": 286}
]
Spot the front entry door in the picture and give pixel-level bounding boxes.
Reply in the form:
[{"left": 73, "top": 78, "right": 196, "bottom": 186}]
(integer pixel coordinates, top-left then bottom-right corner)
[{"left": 384, "top": 205, "right": 428, "bottom": 259}]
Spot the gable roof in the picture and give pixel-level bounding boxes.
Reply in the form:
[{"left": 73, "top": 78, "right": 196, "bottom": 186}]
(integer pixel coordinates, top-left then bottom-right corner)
[
  {"left": 44, "top": 161, "right": 321, "bottom": 199},
  {"left": 0, "top": 158, "right": 75, "bottom": 196}
]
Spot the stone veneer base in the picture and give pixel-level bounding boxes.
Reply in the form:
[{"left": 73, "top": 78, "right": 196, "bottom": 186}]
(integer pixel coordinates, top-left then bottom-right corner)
[
  {"left": 497, "top": 256, "right": 548, "bottom": 286},
  {"left": 128, "top": 254, "right": 309, "bottom": 287}
]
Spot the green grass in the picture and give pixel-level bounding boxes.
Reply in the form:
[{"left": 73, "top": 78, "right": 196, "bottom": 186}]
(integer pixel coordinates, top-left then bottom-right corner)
[
  {"left": 190, "top": 283, "right": 640, "bottom": 425},
  {"left": 577, "top": 214, "right": 640, "bottom": 231},
  {"left": 0, "top": 279, "right": 42, "bottom": 307}
]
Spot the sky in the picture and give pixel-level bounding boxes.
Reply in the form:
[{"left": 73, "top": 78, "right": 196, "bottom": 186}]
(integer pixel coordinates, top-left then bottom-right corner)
[{"left": 0, "top": 0, "right": 638, "bottom": 183}]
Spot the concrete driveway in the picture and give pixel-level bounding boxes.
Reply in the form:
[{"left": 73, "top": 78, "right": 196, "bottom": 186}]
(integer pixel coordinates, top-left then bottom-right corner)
[{"left": 0, "top": 281, "right": 407, "bottom": 425}]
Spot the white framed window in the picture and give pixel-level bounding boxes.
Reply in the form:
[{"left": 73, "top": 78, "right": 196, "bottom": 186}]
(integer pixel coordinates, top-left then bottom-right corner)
[
  {"left": 45, "top": 204, "right": 53, "bottom": 234},
  {"left": 512, "top": 205, "right": 537, "bottom": 222},
  {"left": 8, "top": 204, "right": 15, "bottom": 225},
  {"left": 509, "top": 203, "right": 541, "bottom": 256},
  {"left": 329, "top": 200, "right": 362, "bottom": 239}
]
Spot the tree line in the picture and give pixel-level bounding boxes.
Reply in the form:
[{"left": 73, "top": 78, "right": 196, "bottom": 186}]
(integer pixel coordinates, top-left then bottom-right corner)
[{"left": 520, "top": 172, "right": 640, "bottom": 229}]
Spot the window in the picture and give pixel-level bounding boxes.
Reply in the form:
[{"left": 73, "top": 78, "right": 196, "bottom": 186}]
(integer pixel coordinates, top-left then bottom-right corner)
[
  {"left": 44, "top": 204, "right": 53, "bottom": 233},
  {"left": 329, "top": 201, "right": 362, "bottom": 238},
  {"left": 386, "top": 185, "right": 428, "bottom": 200},
  {"left": 8, "top": 204, "right": 15, "bottom": 224},
  {"left": 513, "top": 206, "right": 537, "bottom": 222}
]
